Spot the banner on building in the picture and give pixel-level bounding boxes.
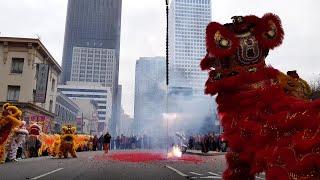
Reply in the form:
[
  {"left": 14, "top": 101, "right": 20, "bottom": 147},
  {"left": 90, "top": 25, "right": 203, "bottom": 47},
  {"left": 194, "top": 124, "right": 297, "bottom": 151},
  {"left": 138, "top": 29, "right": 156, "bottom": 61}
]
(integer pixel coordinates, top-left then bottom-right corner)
[
  {"left": 35, "top": 64, "right": 49, "bottom": 103},
  {"left": 29, "top": 115, "right": 51, "bottom": 133}
]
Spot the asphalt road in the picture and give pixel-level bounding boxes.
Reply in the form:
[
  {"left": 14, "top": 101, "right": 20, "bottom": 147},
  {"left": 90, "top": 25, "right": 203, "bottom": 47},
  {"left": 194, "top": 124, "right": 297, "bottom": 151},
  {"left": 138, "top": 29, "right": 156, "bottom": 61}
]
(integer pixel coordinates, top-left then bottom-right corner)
[{"left": 0, "top": 150, "right": 259, "bottom": 180}]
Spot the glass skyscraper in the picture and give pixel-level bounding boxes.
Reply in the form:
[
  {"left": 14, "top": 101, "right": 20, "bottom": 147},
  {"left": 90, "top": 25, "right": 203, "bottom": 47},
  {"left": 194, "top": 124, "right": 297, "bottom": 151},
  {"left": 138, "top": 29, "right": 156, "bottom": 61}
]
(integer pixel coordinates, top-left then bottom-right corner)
[
  {"left": 60, "top": 0, "right": 122, "bottom": 135},
  {"left": 169, "top": 0, "right": 212, "bottom": 95},
  {"left": 61, "top": 0, "right": 122, "bottom": 84},
  {"left": 167, "top": 0, "right": 217, "bottom": 134}
]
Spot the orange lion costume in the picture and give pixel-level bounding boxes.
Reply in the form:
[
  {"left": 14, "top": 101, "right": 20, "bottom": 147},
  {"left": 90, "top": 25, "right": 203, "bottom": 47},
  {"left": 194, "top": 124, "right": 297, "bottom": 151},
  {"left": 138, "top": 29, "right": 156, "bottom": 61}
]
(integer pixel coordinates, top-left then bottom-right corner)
[
  {"left": 0, "top": 103, "right": 23, "bottom": 163},
  {"left": 58, "top": 125, "right": 77, "bottom": 158},
  {"left": 201, "top": 13, "right": 320, "bottom": 179},
  {"left": 49, "top": 134, "right": 60, "bottom": 157}
]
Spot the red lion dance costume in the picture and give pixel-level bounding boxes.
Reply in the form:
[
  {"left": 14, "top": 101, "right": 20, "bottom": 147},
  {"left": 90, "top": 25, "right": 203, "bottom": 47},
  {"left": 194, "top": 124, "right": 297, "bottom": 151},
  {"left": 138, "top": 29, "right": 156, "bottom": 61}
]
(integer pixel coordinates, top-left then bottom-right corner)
[{"left": 201, "top": 13, "right": 320, "bottom": 179}]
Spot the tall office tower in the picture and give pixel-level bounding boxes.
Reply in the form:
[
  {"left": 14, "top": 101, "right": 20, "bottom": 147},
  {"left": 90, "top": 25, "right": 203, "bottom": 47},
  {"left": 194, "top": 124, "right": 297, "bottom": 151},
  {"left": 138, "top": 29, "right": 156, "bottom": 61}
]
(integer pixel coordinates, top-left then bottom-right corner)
[
  {"left": 134, "top": 57, "right": 166, "bottom": 135},
  {"left": 61, "top": 0, "right": 122, "bottom": 135},
  {"left": 70, "top": 47, "right": 116, "bottom": 87},
  {"left": 169, "top": 0, "right": 212, "bottom": 95},
  {"left": 167, "top": 0, "right": 216, "bottom": 134}
]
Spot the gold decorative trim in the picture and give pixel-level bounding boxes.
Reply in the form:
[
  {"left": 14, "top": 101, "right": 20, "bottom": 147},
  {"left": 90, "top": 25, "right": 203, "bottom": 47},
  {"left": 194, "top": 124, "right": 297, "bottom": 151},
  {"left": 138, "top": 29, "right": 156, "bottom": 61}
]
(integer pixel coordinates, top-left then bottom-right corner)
[{"left": 236, "top": 32, "right": 251, "bottom": 38}]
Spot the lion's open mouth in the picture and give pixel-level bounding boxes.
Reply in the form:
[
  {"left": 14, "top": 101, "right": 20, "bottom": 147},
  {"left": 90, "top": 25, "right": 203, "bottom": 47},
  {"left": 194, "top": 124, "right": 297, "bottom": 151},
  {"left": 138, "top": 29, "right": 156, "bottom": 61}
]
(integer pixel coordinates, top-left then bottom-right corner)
[{"left": 64, "top": 135, "right": 73, "bottom": 143}]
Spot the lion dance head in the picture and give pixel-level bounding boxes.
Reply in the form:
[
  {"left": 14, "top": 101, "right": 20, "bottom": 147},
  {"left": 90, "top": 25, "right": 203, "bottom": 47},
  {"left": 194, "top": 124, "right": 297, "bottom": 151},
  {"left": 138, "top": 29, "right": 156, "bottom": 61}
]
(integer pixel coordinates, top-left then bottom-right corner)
[
  {"left": 58, "top": 125, "right": 77, "bottom": 158},
  {"left": 201, "top": 13, "right": 285, "bottom": 95}
]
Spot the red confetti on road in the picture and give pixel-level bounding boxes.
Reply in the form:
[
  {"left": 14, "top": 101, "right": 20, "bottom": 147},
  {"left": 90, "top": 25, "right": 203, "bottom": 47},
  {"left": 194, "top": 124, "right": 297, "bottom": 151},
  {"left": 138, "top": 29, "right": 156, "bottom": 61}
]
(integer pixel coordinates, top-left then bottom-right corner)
[
  {"left": 110, "top": 152, "right": 164, "bottom": 162},
  {"left": 94, "top": 151, "right": 203, "bottom": 163}
]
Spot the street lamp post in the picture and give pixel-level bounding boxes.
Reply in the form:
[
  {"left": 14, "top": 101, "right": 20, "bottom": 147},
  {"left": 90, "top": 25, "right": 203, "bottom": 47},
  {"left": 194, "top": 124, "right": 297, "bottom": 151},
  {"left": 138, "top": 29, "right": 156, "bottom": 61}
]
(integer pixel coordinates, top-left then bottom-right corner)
[{"left": 165, "top": 0, "right": 169, "bottom": 156}]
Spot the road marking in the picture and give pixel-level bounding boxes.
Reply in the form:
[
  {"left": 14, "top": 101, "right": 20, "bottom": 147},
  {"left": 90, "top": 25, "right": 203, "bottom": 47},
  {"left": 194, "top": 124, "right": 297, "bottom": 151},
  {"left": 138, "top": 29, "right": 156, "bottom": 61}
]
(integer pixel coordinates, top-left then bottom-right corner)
[
  {"left": 31, "top": 168, "right": 64, "bottom": 180},
  {"left": 190, "top": 172, "right": 203, "bottom": 176},
  {"left": 165, "top": 165, "right": 188, "bottom": 177},
  {"left": 255, "top": 176, "right": 265, "bottom": 180},
  {"left": 199, "top": 176, "right": 222, "bottom": 179},
  {"left": 208, "top": 172, "right": 221, "bottom": 176}
]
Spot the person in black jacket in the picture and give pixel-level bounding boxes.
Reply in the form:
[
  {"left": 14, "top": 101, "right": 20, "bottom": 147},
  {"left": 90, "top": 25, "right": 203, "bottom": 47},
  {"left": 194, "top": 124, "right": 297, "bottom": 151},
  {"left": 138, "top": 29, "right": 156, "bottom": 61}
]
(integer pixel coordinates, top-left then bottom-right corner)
[{"left": 103, "top": 132, "right": 111, "bottom": 154}]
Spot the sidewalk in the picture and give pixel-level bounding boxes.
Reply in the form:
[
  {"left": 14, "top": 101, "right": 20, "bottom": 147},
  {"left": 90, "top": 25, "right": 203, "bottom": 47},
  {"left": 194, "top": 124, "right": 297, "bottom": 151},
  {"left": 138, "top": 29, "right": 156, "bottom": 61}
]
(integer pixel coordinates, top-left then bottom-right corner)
[{"left": 185, "top": 150, "right": 226, "bottom": 156}]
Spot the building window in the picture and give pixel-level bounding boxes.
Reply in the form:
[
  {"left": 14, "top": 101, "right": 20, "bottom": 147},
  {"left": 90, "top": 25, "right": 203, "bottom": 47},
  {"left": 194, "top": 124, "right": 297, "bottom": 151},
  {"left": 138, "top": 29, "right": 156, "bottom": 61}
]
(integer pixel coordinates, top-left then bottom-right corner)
[
  {"left": 49, "top": 100, "right": 53, "bottom": 113},
  {"left": 51, "top": 78, "right": 55, "bottom": 92},
  {"left": 7, "top": 85, "right": 20, "bottom": 102},
  {"left": 11, "top": 58, "right": 24, "bottom": 74}
]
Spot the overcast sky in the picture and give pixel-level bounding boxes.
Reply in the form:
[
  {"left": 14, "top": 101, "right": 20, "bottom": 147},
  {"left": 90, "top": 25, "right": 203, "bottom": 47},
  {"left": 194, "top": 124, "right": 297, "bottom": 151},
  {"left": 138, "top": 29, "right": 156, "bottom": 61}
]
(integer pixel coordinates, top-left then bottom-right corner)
[{"left": 0, "top": 0, "right": 319, "bottom": 117}]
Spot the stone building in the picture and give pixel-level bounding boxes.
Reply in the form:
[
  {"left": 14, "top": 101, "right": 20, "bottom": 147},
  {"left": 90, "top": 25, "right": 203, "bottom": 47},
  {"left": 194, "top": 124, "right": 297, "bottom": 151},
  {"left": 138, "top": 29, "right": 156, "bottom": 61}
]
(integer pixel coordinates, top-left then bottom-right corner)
[{"left": 0, "top": 37, "right": 61, "bottom": 133}]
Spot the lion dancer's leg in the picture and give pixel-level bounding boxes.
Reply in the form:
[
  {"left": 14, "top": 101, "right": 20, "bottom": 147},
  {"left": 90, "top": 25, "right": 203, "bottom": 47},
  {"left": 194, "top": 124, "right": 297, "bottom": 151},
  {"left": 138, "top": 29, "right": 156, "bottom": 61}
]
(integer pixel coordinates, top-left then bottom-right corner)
[
  {"left": 63, "top": 150, "right": 68, "bottom": 158},
  {"left": 58, "top": 144, "right": 64, "bottom": 158},
  {"left": 223, "top": 152, "right": 255, "bottom": 180},
  {"left": 51, "top": 142, "right": 59, "bottom": 157},
  {"left": 70, "top": 146, "right": 77, "bottom": 158},
  {"left": 0, "top": 145, "right": 6, "bottom": 163},
  {"left": 1, "top": 135, "right": 14, "bottom": 163},
  {"left": 8, "top": 141, "right": 19, "bottom": 162}
]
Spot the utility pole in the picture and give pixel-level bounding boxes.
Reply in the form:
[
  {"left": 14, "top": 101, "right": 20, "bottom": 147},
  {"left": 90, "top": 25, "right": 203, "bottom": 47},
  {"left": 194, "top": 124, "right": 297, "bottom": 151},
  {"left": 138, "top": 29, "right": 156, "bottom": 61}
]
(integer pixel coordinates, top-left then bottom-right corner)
[
  {"left": 165, "top": 0, "right": 169, "bottom": 156},
  {"left": 81, "top": 112, "right": 84, "bottom": 134}
]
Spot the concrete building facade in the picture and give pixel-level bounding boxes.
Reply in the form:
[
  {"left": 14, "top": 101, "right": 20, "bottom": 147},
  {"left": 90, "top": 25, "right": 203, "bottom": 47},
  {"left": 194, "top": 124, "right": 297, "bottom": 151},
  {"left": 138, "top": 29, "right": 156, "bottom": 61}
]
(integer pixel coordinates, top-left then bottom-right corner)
[
  {"left": 58, "top": 81, "right": 112, "bottom": 133},
  {"left": 72, "top": 99, "right": 99, "bottom": 135},
  {"left": 0, "top": 37, "right": 61, "bottom": 133},
  {"left": 54, "top": 91, "right": 80, "bottom": 133},
  {"left": 70, "top": 47, "right": 115, "bottom": 87}
]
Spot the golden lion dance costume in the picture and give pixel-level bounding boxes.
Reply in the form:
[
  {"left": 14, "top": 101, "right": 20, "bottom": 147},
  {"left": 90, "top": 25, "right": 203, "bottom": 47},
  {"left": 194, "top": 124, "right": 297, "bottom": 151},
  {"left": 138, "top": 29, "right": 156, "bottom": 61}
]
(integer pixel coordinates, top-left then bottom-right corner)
[
  {"left": 0, "top": 103, "right": 23, "bottom": 163},
  {"left": 59, "top": 125, "right": 77, "bottom": 158},
  {"left": 74, "top": 134, "right": 91, "bottom": 151},
  {"left": 201, "top": 13, "right": 320, "bottom": 179},
  {"left": 49, "top": 134, "right": 60, "bottom": 157},
  {"left": 38, "top": 133, "right": 57, "bottom": 157}
]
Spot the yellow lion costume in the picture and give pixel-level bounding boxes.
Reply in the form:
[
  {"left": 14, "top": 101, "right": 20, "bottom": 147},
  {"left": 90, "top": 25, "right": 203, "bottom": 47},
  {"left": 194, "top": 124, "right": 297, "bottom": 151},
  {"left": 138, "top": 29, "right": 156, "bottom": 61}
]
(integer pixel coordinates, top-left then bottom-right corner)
[
  {"left": 58, "top": 125, "right": 77, "bottom": 158},
  {"left": 49, "top": 134, "right": 60, "bottom": 157},
  {"left": 74, "top": 134, "right": 91, "bottom": 151},
  {"left": 38, "top": 133, "right": 58, "bottom": 157},
  {"left": 0, "top": 103, "right": 23, "bottom": 163}
]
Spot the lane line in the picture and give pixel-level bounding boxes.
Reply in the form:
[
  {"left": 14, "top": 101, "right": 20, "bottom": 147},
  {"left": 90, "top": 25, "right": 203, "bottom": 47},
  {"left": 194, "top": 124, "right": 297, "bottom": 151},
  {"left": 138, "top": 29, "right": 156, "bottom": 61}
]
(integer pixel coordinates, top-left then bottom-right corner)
[
  {"left": 208, "top": 172, "right": 221, "bottom": 176},
  {"left": 190, "top": 172, "right": 203, "bottom": 176},
  {"left": 199, "top": 176, "right": 222, "bottom": 179},
  {"left": 31, "top": 168, "right": 64, "bottom": 180},
  {"left": 165, "top": 165, "right": 188, "bottom": 177}
]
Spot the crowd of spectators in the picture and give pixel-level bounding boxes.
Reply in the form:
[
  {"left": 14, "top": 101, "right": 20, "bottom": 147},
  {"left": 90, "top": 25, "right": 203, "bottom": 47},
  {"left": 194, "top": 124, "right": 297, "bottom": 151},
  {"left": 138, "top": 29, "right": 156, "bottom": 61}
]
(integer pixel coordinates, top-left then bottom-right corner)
[
  {"left": 10, "top": 133, "right": 226, "bottom": 162},
  {"left": 188, "top": 133, "right": 228, "bottom": 153},
  {"left": 85, "top": 134, "right": 154, "bottom": 151}
]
